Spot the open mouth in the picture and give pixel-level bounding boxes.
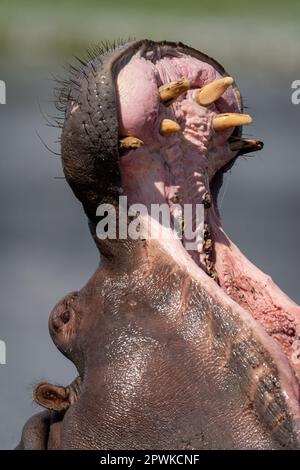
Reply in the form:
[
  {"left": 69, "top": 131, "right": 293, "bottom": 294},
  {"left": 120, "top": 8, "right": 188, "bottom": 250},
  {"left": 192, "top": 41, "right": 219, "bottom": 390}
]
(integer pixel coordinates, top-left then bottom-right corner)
[
  {"left": 30, "top": 40, "right": 300, "bottom": 450},
  {"left": 116, "top": 42, "right": 300, "bottom": 392}
]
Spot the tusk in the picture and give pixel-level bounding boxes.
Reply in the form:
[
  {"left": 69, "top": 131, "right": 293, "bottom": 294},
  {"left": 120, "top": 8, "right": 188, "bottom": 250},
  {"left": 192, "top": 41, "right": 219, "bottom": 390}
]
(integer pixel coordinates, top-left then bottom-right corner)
[
  {"left": 119, "top": 136, "right": 144, "bottom": 149},
  {"left": 159, "top": 79, "right": 190, "bottom": 106},
  {"left": 212, "top": 113, "right": 252, "bottom": 132},
  {"left": 229, "top": 137, "right": 264, "bottom": 155},
  {"left": 159, "top": 119, "right": 181, "bottom": 135},
  {"left": 196, "top": 77, "right": 234, "bottom": 106}
]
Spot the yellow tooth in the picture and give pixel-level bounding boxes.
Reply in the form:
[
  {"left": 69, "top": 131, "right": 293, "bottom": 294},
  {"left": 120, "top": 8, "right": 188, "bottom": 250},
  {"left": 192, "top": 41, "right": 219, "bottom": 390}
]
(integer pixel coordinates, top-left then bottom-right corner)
[
  {"left": 197, "top": 76, "right": 234, "bottom": 106},
  {"left": 229, "top": 137, "right": 264, "bottom": 154},
  {"left": 159, "top": 119, "right": 181, "bottom": 135},
  {"left": 212, "top": 113, "right": 252, "bottom": 132},
  {"left": 119, "top": 136, "right": 144, "bottom": 149},
  {"left": 159, "top": 79, "right": 190, "bottom": 105}
]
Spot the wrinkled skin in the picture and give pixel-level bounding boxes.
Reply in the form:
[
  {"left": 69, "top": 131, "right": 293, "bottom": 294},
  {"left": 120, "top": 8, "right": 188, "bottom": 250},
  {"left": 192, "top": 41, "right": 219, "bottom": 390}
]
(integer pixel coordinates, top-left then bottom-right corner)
[{"left": 17, "top": 40, "right": 300, "bottom": 450}]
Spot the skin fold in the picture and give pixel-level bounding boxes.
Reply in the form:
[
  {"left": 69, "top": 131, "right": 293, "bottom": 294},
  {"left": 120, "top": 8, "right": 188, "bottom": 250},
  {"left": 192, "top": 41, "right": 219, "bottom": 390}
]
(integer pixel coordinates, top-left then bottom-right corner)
[{"left": 17, "top": 40, "right": 300, "bottom": 450}]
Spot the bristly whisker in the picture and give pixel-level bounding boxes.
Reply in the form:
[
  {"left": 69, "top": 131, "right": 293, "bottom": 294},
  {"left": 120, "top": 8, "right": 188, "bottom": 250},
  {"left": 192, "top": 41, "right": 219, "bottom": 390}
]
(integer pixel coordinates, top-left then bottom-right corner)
[{"left": 36, "top": 130, "right": 61, "bottom": 157}]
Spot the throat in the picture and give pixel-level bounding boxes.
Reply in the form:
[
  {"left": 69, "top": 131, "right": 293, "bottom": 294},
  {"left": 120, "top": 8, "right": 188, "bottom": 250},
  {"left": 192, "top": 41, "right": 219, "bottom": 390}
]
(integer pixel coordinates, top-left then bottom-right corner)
[{"left": 120, "top": 138, "right": 215, "bottom": 274}]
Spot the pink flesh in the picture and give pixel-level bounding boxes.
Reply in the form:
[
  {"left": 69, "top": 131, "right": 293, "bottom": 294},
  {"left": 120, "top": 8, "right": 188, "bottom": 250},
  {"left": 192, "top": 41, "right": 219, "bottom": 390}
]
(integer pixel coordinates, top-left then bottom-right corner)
[
  {"left": 117, "top": 50, "right": 300, "bottom": 382},
  {"left": 211, "top": 206, "right": 300, "bottom": 379}
]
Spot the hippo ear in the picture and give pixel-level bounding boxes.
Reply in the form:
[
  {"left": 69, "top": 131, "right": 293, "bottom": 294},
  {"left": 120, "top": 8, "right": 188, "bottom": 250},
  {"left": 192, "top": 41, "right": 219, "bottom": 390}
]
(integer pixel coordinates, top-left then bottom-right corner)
[
  {"left": 34, "top": 383, "right": 70, "bottom": 412},
  {"left": 48, "top": 291, "right": 84, "bottom": 367},
  {"left": 33, "top": 377, "right": 82, "bottom": 412}
]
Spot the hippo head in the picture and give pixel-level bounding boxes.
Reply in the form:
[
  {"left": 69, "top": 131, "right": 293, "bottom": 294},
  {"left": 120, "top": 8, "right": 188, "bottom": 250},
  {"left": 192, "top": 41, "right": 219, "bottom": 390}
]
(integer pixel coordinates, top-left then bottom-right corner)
[{"left": 18, "top": 40, "right": 300, "bottom": 450}]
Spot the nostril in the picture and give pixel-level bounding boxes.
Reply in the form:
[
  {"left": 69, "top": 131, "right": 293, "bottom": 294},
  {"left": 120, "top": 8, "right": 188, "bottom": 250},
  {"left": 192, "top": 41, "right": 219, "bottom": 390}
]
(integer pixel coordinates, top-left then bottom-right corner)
[
  {"left": 48, "top": 292, "right": 81, "bottom": 359},
  {"left": 61, "top": 309, "right": 71, "bottom": 324},
  {"left": 50, "top": 292, "right": 79, "bottom": 333},
  {"left": 51, "top": 308, "right": 72, "bottom": 331}
]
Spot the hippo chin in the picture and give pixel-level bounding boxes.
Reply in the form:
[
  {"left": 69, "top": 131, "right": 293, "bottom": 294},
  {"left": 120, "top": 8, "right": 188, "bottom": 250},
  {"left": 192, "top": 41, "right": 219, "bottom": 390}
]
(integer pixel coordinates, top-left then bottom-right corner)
[{"left": 17, "top": 40, "right": 300, "bottom": 450}]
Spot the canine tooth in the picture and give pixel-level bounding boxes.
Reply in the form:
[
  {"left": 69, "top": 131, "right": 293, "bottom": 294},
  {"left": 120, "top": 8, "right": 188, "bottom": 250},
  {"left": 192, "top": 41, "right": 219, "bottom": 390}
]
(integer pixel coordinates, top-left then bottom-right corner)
[
  {"left": 229, "top": 137, "right": 264, "bottom": 154},
  {"left": 119, "top": 136, "right": 144, "bottom": 149},
  {"left": 212, "top": 113, "right": 252, "bottom": 132},
  {"left": 159, "top": 79, "right": 190, "bottom": 105},
  {"left": 197, "top": 77, "right": 234, "bottom": 106},
  {"left": 160, "top": 119, "right": 181, "bottom": 135}
]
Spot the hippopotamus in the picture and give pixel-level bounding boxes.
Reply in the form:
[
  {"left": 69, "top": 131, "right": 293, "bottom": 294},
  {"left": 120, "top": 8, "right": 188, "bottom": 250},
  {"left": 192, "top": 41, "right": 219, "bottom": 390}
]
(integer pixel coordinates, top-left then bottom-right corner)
[{"left": 17, "top": 40, "right": 300, "bottom": 450}]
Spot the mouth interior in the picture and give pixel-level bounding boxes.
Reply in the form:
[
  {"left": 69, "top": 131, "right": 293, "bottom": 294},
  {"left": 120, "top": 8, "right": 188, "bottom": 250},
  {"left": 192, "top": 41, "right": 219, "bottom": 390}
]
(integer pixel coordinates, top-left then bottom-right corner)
[{"left": 116, "top": 46, "right": 300, "bottom": 385}]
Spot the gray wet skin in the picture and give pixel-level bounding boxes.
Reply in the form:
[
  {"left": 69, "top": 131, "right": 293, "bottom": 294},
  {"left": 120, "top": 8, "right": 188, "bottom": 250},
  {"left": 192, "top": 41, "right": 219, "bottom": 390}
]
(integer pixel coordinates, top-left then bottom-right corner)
[{"left": 17, "top": 40, "right": 300, "bottom": 450}]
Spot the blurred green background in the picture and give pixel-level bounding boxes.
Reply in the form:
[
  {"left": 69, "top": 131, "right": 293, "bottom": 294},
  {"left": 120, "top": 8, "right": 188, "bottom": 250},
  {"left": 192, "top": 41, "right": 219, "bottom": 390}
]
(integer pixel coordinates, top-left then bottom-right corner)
[
  {"left": 0, "top": 0, "right": 300, "bottom": 450},
  {"left": 0, "top": 0, "right": 299, "bottom": 74}
]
